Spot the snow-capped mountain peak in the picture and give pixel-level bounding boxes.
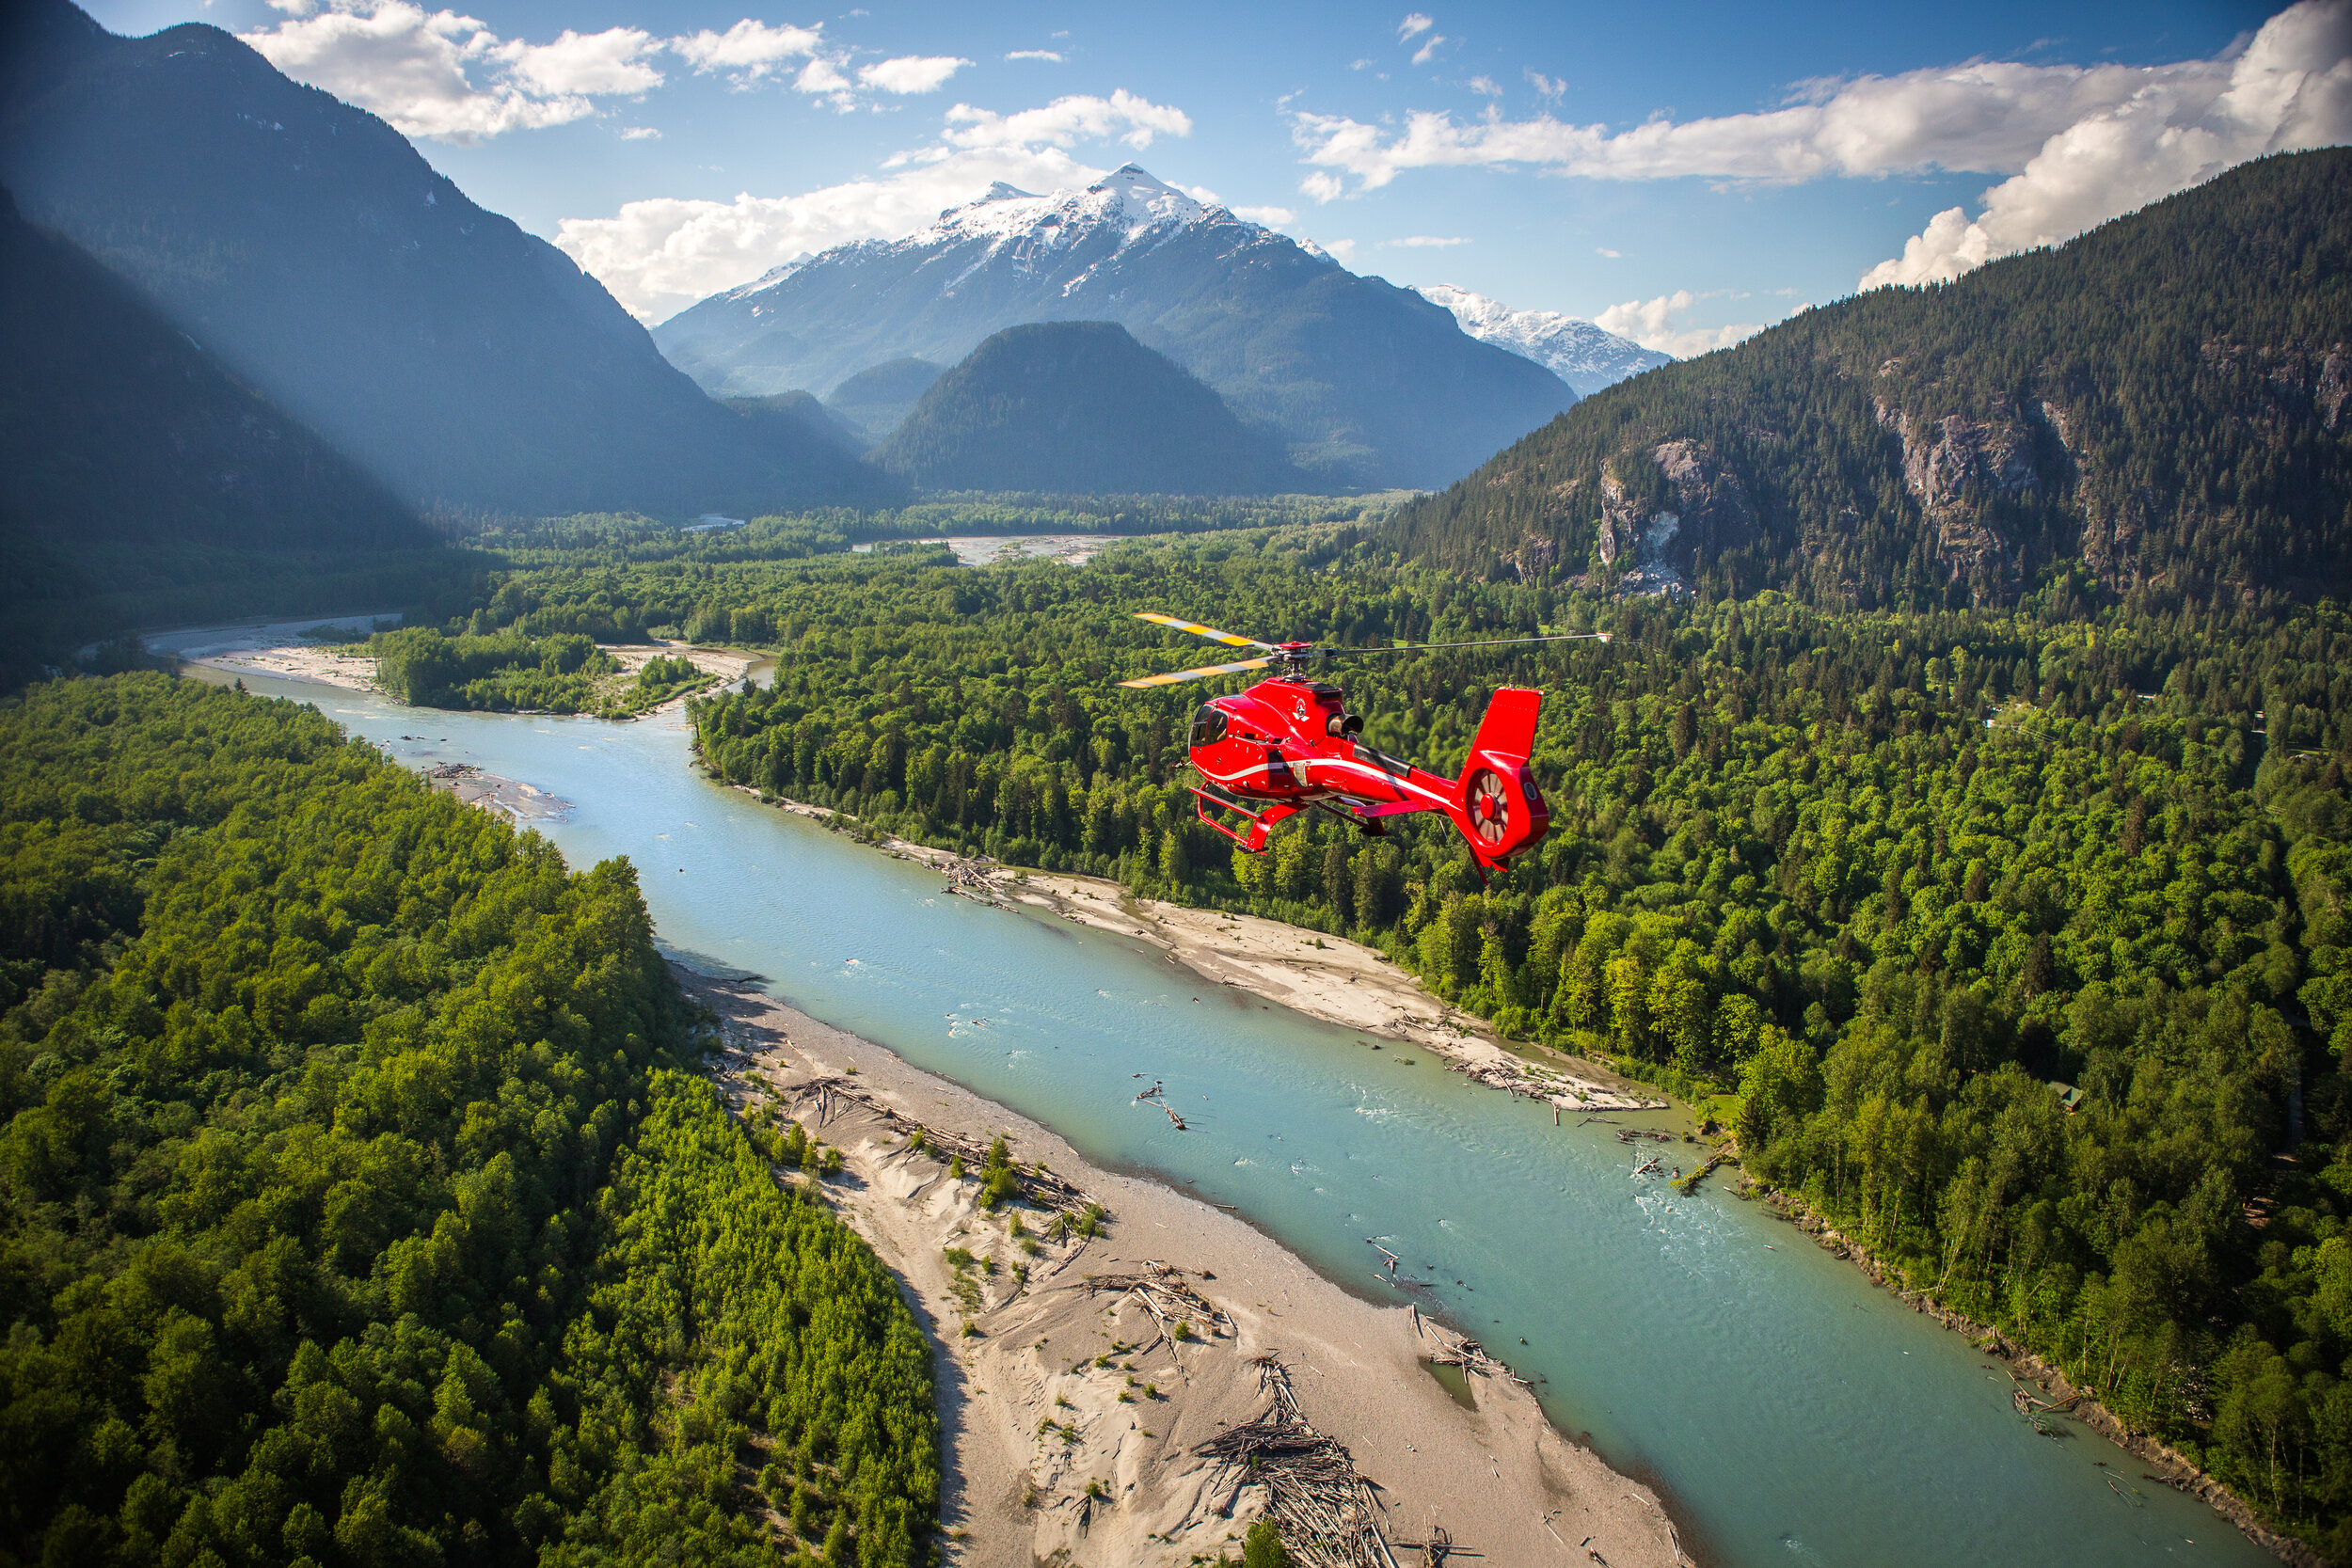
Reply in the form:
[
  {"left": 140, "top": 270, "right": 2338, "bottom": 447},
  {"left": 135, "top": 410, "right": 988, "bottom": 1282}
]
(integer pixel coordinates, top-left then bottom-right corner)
[
  {"left": 1416, "top": 282, "right": 1673, "bottom": 396},
  {"left": 912, "top": 163, "right": 1225, "bottom": 251},
  {"left": 655, "top": 166, "right": 1578, "bottom": 490},
  {"left": 734, "top": 168, "right": 1289, "bottom": 309}
]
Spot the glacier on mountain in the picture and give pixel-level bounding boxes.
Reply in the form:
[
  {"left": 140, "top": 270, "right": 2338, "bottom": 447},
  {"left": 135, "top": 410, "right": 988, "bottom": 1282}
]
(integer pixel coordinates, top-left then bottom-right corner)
[{"left": 1415, "top": 283, "right": 1672, "bottom": 396}]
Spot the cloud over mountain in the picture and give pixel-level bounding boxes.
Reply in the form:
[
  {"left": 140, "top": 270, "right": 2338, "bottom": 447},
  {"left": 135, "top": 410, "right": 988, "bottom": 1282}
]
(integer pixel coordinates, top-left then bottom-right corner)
[
  {"left": 1288, "top": 0, "right": 2352, "bottom": 276},
  {"left": 554, "top": 90, "right": 1193, "bottom": 320},
  {"left": 238, "top": 4, "right": 975, "bottom": 141}
]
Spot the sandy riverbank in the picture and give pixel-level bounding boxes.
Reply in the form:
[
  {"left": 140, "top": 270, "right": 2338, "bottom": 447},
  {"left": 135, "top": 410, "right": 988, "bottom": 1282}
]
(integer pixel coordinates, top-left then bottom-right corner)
[
  {"left": 419, "top": 763, "right": 572, "bottom": 823},
  {"left": 160, "top": 618, "right": 755, "bottom": 714},
  {"left": 738, "top": 790, "right": 1670, "bottom": 1117},
  {"left": 681, "top": 970, "right": 1689, "bottom": 1568}
]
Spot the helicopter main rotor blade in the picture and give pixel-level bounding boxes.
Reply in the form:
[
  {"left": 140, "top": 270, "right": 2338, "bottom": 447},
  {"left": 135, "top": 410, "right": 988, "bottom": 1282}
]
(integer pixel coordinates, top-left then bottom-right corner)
[
  {"left": 1133, "top": 612, "right": 1275, "bottom": 652},
  {"left": 1118, "top": 656, "right": 1275, "bottom": 689},
  {"left": 1322, "top": 631, "right": 1612, "bottom": 656}
]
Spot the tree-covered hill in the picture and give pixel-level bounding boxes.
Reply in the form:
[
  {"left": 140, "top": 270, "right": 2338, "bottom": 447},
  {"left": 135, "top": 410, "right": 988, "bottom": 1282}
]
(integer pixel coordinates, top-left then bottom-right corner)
[
  {"left": 871, "top": 322, "right": 1302, "bottom": 496},
  {"left": 821, "top": 358, "right": 945, "bottom": 447},
  {"left": 0, "top": 675, "right": 937, "bottom": 1564},
  {"left": 1394, "top": 148, "right": 2352, "bottom": 610}
]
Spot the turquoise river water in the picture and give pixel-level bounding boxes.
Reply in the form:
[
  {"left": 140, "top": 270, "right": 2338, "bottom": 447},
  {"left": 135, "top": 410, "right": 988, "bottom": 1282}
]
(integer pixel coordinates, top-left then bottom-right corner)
[{"left": 205, "top": 669, "right": 2271, "bottom": 1568}]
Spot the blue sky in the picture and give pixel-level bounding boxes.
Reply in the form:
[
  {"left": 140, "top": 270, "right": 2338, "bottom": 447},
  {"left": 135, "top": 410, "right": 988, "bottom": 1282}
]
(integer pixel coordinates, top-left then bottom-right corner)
[{"left": 84, "top": 0, "right": 2345, "bottom": 344}]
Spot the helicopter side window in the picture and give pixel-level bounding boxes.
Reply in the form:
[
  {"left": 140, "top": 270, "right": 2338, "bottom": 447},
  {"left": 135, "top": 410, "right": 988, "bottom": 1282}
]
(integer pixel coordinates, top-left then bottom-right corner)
[{"left": 1190, "top": 705, "right": 1229, "bottom": 747}]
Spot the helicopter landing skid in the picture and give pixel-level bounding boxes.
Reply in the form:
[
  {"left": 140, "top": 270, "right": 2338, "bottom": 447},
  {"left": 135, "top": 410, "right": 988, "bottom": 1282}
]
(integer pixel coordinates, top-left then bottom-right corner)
[{"left": 1190, "top": 785, "right": 1297, "bottom": 854}]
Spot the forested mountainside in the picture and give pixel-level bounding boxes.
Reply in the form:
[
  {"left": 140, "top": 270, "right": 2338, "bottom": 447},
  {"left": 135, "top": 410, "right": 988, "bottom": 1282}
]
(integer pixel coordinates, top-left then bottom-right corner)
[
  {"left": 821, "top": 358, "right": 945, "bottom": 447},
  {"left": 1395, "top": 149, "right": 2352, "bottom": 610},
  {"left": 0, "top": 188, "right": 418, "bottom": 558},
  {"left": 0, "top": 676, "right": 937, "bottom": 1564},
  {"left": 652, "top": 166, "right": 1575, "bottom": 491},
  {"left": 409, "top": 521, "right": 2352, "bottom": 1551},
  {"left": 873, "top": 323, "right": 1301, "bottom": 495},
  {"left": 0, "top": 0, "right": 882, "bottom": 516},
  {"left": 725, "top": 390, "right": 867, "bottom": 457},
  {"left": 0, "top": 176, "right": 456, "bottom": 686},
  {"left": 0, "top": 185, "right": 426, "bottom": 647}
]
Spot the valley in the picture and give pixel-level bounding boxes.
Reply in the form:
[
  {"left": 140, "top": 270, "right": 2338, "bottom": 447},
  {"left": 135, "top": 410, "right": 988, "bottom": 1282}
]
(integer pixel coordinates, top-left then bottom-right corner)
[{"left": 5, "top": 1, "right": 2351, "bottom": 1563}]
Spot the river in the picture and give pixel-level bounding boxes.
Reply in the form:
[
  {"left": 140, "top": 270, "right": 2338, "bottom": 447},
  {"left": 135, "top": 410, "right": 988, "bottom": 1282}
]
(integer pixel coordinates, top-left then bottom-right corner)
[{"left": 202, "top": 668, "right": 2265, "bottom": 1568}]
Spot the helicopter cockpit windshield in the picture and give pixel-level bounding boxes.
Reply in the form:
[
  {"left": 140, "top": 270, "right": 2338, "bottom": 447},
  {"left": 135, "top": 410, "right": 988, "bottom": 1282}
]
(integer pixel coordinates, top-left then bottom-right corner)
[{"left": 1189, "top": 705, "right": 1229, "bottom": 747}]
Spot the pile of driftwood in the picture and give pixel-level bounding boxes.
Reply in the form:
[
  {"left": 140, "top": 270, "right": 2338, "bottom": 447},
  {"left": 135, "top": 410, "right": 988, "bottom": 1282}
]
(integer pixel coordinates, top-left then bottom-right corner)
[
  {"left": 1194, "top": 1354, "right": 1405, "bottom": 1568},
  {"left": 1422, "top": 1333, "right": 1531, "bottom": 1389},
  {"left": 940, "top": 855, "right": 1011, "bottom": 909},
  {"left": 1613, "top": 1127, "right": 1675, "bottom": 1145},
  {"left": 422, "top": 762, "right": 479, "bottom": 781},
  {"left": 786, "top": 1072, "right": 1098, "bottom": 1217},
  {"left": 1081, "top": 1261, "right": 1232, "bottom": 1351}
]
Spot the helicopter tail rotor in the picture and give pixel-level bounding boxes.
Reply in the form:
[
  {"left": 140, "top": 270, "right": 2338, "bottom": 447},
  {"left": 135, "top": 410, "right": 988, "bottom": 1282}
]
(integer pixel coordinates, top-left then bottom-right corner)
[{"left": 1451, "top": 688, "right": 1550, "bottom": 866}]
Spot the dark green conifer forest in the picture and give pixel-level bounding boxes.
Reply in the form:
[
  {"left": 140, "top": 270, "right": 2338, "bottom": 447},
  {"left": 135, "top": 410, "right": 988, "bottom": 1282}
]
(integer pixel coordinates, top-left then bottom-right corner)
[
  {"left": 0, "top": 677, "right": 936, "bottom": 1567},
  {"left": 453, "top": 524, "right": 2346, "bottom": 1555}
]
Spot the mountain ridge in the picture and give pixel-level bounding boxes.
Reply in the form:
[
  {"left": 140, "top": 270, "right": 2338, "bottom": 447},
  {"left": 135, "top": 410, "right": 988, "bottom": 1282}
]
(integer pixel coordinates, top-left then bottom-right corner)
[
  {"left": 1394, "top": 148, "right": 2352, "bottom": 609},
  {"left": 0, "top": 0, "right": 883, "bottom": 517},
  {"left": 652, "top": 165, "right": 1577, "bottom": 492}
]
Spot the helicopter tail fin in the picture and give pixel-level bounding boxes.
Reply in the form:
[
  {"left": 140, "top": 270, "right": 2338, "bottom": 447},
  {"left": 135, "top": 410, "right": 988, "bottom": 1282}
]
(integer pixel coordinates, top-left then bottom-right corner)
[
  {"left": 1453, "top": 688, "right": 1550, "bottom": 865},
  {"left": 1464, "top": 687, "right": 1543, "bottom": 770}
]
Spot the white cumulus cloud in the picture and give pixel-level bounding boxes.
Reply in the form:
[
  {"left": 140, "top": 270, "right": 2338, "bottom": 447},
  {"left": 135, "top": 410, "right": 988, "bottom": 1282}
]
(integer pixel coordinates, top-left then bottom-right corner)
[
  {"left": 857, "top": 55, "right": 970, "bottom": 94},
  {"left": 506, "top": 26, "right": 662, "bottom": 97},
  {"left": 1299, "top": 169, "right": 1346, "bottom": 203},
  {"left": 1233, "top": 204, "right": 1295, "bottom": 226},
  {"left": 242, "top": 8, "right": 988, "bottom": 135},
  {"left": 670, "top": 19, "right": 822, "bottom": 85},
  {"left": 1398, "top": 13, "right": 1434, "bottom": 40},
  {"left": 1594, "top": 291, "right": 1764, "bottom": 358},
  {"left": 1006, "top": 50, "right": 1063, "bottom": 63},
  {"left": 1292, "top": 0, "right": 2352, "bottom": 228},
  {"left": 930, "top": 90, "right": 1191, "bottom": 153},
  {"left": 555, "top": 90, "right": 1194, "bottom": 320},
  {"left": 239, "top": 2, "right": 649, "bottom": 141},
  {"left": 1862, "top": 0, "right": 2352, "bottom": 286}
]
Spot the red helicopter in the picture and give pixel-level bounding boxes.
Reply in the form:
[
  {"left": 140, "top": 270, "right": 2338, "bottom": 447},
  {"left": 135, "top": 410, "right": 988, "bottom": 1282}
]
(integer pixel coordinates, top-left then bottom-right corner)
[{"left": 1119, "top": 613, "right": 1609, "bottom": 873}]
